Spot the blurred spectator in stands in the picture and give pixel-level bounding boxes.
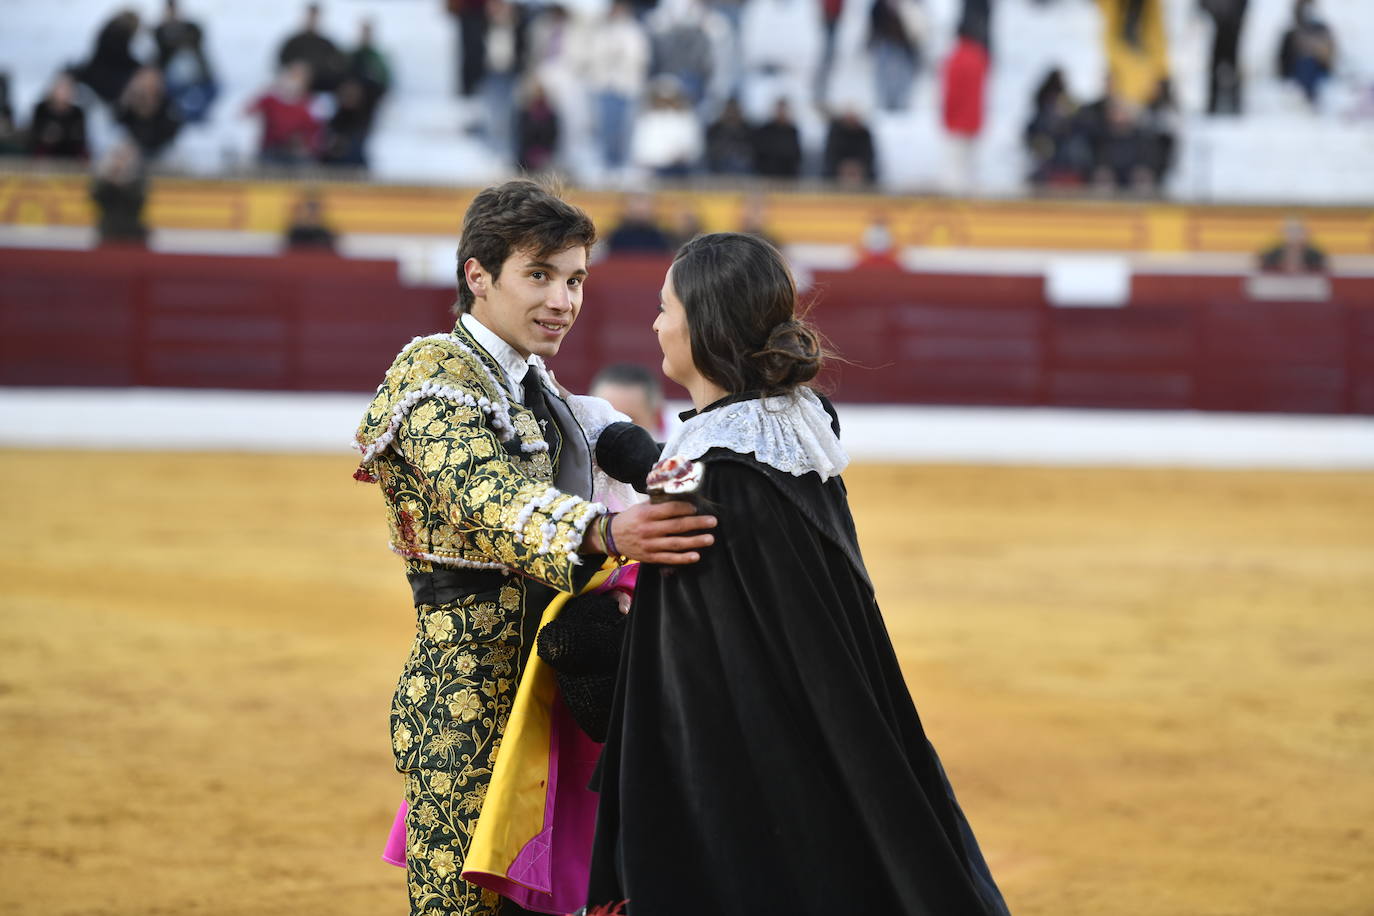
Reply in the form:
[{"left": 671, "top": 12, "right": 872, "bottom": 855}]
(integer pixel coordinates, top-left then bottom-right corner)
[
  {"left": 706, "top": 98, "right": 755, "bottom": 175},
  {"left": 1141, "top": 76, "right": 1178, "bottom": 185},
  {"left": 586, "top": 1, "right": 651, "bottom": 172},
  {"left": 740, "top": 0, "right": 820, "bottom": 120},
  {"left": 869, "top": 0, "right": 926, "bottom": 112},
  {"left": 856, "top": 212, "right": 899, "bottom": 267},
  {"left": 630, "top": 76, "right": 703, "bottom": 178},
  {"left": 667, "top": 203, "right": 704, "bottom": 250},
  {"left": 285, "top": 189, "right": 337, "bottom": 250},
  {"left": 527, "top": 4, "right": 587, "bottom": 154},
  {"left": 823, "top": 107, "right": 876, "bottom": 186},
  {"left": 278, "top": 3, "right": 347, "bottom": 93},
  {"left": 348, "top": 19, "right": 392, "bottom": 120},
  {"left": 648, "top": 0, "right": 732, "bottom": 111},
  {"left": 449, "top": 0, "right": 488, "bottom": 98},
  {"left": 1201, "top": 0, "right": 1247, "bottom": 115},
  {"left": 1119, "top": 0, "right": 1146, "bottom": 50},
  {"left": 819, "top": 0, "right": 844, "bottom": 98},
  {"left": 478, "top": 0, "right": 526, "bottom": 160},
  {"left": 738, "top": 192, "right": 781, "bottom": 248},
  {"left": 1258, "top": 217, "right": 1326, "bottom": 274},
  {"left": 940, "top": 19, "right": 989, "bottom": 193},
  {"left": 320, "top": 78, "right": 372, "bottom": 167},
  {"left": 1025, "top": 68, "right": 1089, "bottom": 186},
  {"left": 1075, "top": 75, "right": 1115, "bottom": 175},
  {"left": 1093, "top": 96, "right": 1154, "bottom": 193},
  {"left": 606, "top": 193, "right": 673, "bottom": 253},
  {"left": 116, "top": 67, "right": 184, "bottom": 160},
  {"left": 752, "top": 97, "right": 802, "bottom": 179},
  {"left": 154, "top": 0, "right": 218, "bottom": 123},
  {"left": 246, "top": 62, "right": 322, "bottom": 166},
  {"left": 1278, "top": 0, "right": 1334, "bottom": 108},
  {"left": 0, "top": 75, "right": 22, "bottom": 157},
  {"left": 515, "top": 78, "right": 560, "bottom": 172},
  {"left": 590, "top": 363, "right": 666, "bottom": 436},
  {"left": 27, "top": 72, "right": 89, "bottom": 160},
  {"left": 78, "top": 10, "right": 143, "bottom": 105},
  {"left": 91, "top": 140, "right": 148, "bottom": 247}
]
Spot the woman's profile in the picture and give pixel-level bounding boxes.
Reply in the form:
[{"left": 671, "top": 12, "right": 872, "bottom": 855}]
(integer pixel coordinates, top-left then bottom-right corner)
[{"left": 586, "top": 233, "right": 1010, "bottom": 915}]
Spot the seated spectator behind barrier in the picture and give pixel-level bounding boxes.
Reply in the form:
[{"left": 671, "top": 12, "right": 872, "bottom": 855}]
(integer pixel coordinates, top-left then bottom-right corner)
[
  {"left": 705, "top": 98, "right": 754, "bottom": 175},
  {"left": 516, "top": 79, "right": 560, "bottom": 172},
  {"left": 28, "top": 72, "right": 89, "bottom": 160},
  {"left": 279, "top": 3, "right": 347, "bottom": 93},
  {"left": 1025, "top": 68, "right": 1090, "bottom": 187},
  {"left": 155, "top": 0, "right": 218, "bottom": 122},
  {"left": 738, "top": 192, "right": 781, "bottom": 249},
  {"left": 117, "top": 67, "right": 184, "bottom": 159},
  {"left": 667, "top": 204, "right": 704, "bottom": 251},
  {"left": 1278, "top": 0, "right": 1334, "bottom": 107},
  {"left": 91, "top": 141, "right": 148, "bottom": 246},
  {"left": 606, "top": 193, "right": 672, "bottom": 253},
  {"left": 590, "top": 363, "right": 666, "bottom": 437},
  {"left": 630, "top": 76, "right": 703, "bottom": 178},
  {"left": 823, "top": 107, "right": 876, "bottom": 186},
  {"left": 1258, "top": 218, "right": 1326, "bottom": 274},
  {"left": 856, "top": 212, "right": 900, "bottom": 268},
  {"left": 752, "top": 97, "right": 802, "bottom": 179},
  {"left": 246, "top": 62, "right": 322, "bottom": 166},
  {"left": 285, "top": 189, "right": 337, "bottom": 251},
  {"left": 78, "top": 9, "right": 143, "bottom": 104}
]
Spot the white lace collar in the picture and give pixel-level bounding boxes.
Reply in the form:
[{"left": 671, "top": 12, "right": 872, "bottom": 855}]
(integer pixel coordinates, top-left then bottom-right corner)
[{"left": 660, "top": 387, "right": 849, "bottom": 480}]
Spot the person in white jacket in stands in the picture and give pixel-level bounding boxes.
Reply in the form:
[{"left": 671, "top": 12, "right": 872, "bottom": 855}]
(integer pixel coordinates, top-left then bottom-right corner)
[
  {"left": 580, "top": 0, "right": 650, "bottom": 174},
  {"left": 629, "top": 75, "right": 704, "bottom": 179}
]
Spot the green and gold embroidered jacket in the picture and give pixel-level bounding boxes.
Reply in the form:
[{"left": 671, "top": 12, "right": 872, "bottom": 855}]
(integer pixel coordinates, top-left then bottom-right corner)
[
  {"left": 356, "top": 322, "right": 607, "bottom": 589},
  {"left": 355, "top": 319, "right": 611, "bottom": 772}
]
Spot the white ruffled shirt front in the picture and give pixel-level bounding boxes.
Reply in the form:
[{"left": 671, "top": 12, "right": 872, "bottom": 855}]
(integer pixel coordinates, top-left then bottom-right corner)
[{"left": 660, "top": 387, "right": 849, "bottom": 481}]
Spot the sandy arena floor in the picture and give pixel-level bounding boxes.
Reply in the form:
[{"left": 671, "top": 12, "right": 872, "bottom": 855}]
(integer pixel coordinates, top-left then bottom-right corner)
[{"left": 1, "top": 450, "right": 1371, "bottom": 916}]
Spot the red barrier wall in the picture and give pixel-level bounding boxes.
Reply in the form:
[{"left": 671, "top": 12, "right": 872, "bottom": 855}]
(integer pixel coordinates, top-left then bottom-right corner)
[{"left": 2, "top": 247, "right": 1371, "bottom": 414}]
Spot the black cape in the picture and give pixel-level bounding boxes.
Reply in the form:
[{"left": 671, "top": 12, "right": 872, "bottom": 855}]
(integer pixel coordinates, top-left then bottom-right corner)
[{"left": 587, "top": 399, "right": 1010, "bottom": 915}]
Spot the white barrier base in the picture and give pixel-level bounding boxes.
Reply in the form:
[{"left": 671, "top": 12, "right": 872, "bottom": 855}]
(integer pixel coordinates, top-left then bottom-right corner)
[{"left": 1, "top": 388, "right": 1371, "bottom": 470}]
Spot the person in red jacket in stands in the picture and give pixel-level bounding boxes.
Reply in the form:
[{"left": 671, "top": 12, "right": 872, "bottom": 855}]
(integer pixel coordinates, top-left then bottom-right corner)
[
  {"left": 245, "top": 61, "right": 322, "bottom": 166},
  {"left": 941, "top": 16, "right": 989, "bottom": 194}
]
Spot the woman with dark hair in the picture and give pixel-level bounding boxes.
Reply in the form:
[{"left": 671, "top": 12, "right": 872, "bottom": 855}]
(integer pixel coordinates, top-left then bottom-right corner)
[{"left": 586, "top": 233, "right": 1010, "bottom": 915}]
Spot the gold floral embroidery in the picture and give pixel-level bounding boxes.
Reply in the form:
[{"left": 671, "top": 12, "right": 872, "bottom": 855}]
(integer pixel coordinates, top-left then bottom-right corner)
[
  {"left": 424, "top": 612, "right": 455, "bottom": 643},
  {"left": 429, "top": 848, "right": 457, "bottom": 879},
  {"left": 404, "top": 676, "right": 427, "bottom": 702},
  {"left": 445, "top": 689, "right": 482, "bottom": 722}
]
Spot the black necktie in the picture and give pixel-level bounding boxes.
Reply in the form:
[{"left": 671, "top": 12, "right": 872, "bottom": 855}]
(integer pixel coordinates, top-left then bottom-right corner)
[{"left": 522, "top": 371, "right": 563, "bottom": 468}]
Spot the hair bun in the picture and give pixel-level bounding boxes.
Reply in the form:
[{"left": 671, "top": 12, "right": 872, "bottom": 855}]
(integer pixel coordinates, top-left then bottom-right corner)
[{"left": 752, "top": 319, "right": 822, "bottom": 391}]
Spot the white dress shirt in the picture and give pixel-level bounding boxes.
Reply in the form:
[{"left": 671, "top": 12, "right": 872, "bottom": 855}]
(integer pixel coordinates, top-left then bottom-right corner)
[{"left": 461, "top": 312, "right": 540, "bottom": 404}]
